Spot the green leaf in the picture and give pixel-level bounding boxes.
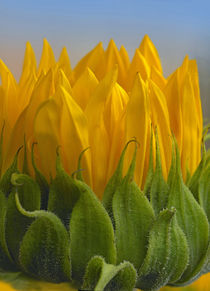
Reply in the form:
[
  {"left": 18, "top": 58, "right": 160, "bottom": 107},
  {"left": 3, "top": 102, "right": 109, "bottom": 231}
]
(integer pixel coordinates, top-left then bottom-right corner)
[
  {"left": 150, "top": 129, "right": 169, "bottom": 215},
  {"left": 198, "top": 165, "right": 210, "bottom": 222},
  {"left": 31, "top": 143, "right": 49, "bottom": 210},
  {"left": 82, "top": 256, "right": 137, "bottom": 291},
  {"left": 113, "top": 143, "right": 155, "bottom": 270},
  {"left": 5, "top": 173, "right": 41, "bottom": 262},
  {"left": 137, "top": 209, "right": 175, "bottom": 290},
  {"left": 16, "top": 193, "right": 71, "bottom": 283},
  {"left": 48, "top": 149, "right": 81, "bottom": 228},
  {"left": 167, "top": 140, "right": 209, "bottom": 283},
  {"left": 70, "top": 180, "right": 116, "bottom": 285},
  {"left": 0, "top": 148, "right": 22, "bottom": 196}
]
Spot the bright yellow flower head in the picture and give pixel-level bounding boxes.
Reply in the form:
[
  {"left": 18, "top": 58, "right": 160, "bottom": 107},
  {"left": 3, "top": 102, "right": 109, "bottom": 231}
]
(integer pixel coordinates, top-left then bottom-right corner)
[
  {"left": 0, "top": 35, "right": 209, "bottom": 291},
  {"left": 0, "top": 35, "right": 202, "bottom": 197}
]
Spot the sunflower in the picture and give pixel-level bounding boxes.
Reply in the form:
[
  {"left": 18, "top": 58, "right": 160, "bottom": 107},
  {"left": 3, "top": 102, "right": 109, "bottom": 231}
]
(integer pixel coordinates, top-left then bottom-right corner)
[{"left": 0, "top": 35, "right": 209, "bottom": 291}]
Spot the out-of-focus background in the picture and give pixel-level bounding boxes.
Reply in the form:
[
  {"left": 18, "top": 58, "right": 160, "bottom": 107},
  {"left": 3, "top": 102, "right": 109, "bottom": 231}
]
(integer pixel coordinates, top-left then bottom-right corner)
[{"left": 0, "top": 0, "right": 209, "bottom": 121}]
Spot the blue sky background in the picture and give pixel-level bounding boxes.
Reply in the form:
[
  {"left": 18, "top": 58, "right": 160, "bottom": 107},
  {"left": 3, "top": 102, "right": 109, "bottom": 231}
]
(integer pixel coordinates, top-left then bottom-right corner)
[{"left": 0, "top": 0, "right": 210, "bottom": 118}]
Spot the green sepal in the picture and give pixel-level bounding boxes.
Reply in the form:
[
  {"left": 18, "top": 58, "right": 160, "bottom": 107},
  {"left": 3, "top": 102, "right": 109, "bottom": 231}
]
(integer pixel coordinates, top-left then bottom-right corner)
[
  {"left": 48, "top": 149, "right": 81, "bottom": 228},
  {"left": 102, "top": 140, "right": 136, "bottom": 218},
  {"left": 82, "top": 256, "right": 137, "bottom": 291},
  {"left": 150, "top": 130, "right": 169, "bottom": 215},
  {"left": 15, "top": 194, "right": 71, "bottom": 283},
  {"left": 188, "top": 136, "right": 206, "bottom": 201},
  {"left": 198, "top": 165, "right": 210, "bottom": 222},
  {"left": 167, "top": 140, "right": 209, "bottom": 283},
  {"left": 5, "top": 173, "right": 41, "bottom": 262},
  {"left": 112, "top": 143, "right": 155, "bottom": 270},
  {"left": 70, "top": 180, "right": 116, "bottom": 285},
  {"left": 0, "top": 148, "right": 22, "bottom": 196},
  {"left": 143, "top": 128, "right": 154, "bottom": 199},
  {"left": 168, "top": 217, "right": 189, "bottom": 283},
  {"left": 75, "top": 147, "right": 89, "bottom": 182},
  {"left": 22, "top": 135, "right": 29, "bottom": 175},
  {"left": 31, "top": 143, "right": 49, "bottom": 210},
  {"left": 137, "top": 209, "right": 177, "bottom": 290},
  {"left": 0, "top": 191, "right": 16, "bottom": 270}
]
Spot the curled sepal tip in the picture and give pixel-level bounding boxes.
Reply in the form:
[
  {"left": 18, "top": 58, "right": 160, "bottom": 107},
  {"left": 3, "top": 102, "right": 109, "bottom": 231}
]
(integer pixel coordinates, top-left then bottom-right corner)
[
  {"left": 112, "top": 141, "right": 155, "bottom": 271},
  {"left": 15, "top": 193, "right": 71, "bottom": 283},
  {"left": 5, "top": 173, "right": 41, "bottom": 262},
  {"left": 48, "top": 148, "right": 81, "bottom": 228},
  {"left": 102, "top": 139, "right": 137, "bottom": 217},
  {"left": 149, "top": 129, "right": 169, "bottom": 215},
  {"left": 0, "top": 147, "right": 22, "bottom": 196},
  {"left": 82, "top": 256, "right": 137, "bottom": 291}
]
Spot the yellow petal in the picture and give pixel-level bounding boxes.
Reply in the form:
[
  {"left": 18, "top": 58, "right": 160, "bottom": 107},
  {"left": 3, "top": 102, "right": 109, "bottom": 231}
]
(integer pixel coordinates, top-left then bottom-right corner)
[
  {"left": 72, "top": 67, "right": 99, "bottom": 111},
  {"left": 0, "top": 59, "right": 18, "bottom": 127},
  {"left": 58, "top": 47, "right": 72, "bottom": 80},
  {"left": 104, "top": 83, "right": 129, "bottom": 179},
  {"left": 19, "top": 42, "right": 37, "bottom": 88},
  {"left": 103, "top": 39, "right": 127, "bottom": 87},
  {"left": 181, "top": 73, "right": 199, "bottom": 177},
  {"left": 72, "top": 42, "right": 105, "bottom": 84},
  {"left": 149, "top": 80, "right": 172, "bottom": 177},
  {"left": 0, "top": 281, "right": 16, "bottom": 291},
  {"left": 119, "top": 45, "right": 130, "bottom": 71},
  {"left": 55, "top": 68, "right": 73, "bottom": 97},
  {"left": 85, "top": 67, "right": 118, "bottom": 197},
  {"left": 164, "top": 70, "right": 183, "bottom": 153},
  {"left": 126, "top": 49, "right": 150, "bottom": 92},
  {"left": 139, "top": 34, "right": 162, "bottom": 73},
  {"left": 125, "top": 73, "right": 150, "bottom": 187},
  {"left": 34, "top": 93, "right": 62, "bottom": 178},
  {"left": 188, "top": 59, "right": 203, "bottom": 139},
  {"left": 37, "top": 39, "right": 56, "bottom": 76},
  {"left": 59, "top": 86, "right": 92, "bottom": 186},
  {"left": 150, "top": 65, "right": 166, "bottom": 90},
  {"left": 25, "top": 69, "right": 54, "bottom": 140}
]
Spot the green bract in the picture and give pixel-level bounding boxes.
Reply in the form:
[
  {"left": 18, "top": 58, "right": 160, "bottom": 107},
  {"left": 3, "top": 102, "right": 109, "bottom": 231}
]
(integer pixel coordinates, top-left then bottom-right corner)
[{"left": 0, "top": 136, "right": 209, "bottom": 291}]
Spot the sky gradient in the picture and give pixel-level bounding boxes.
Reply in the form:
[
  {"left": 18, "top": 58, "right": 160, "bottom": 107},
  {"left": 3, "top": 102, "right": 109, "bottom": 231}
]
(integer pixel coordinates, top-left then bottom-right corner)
[{"left": 0, "top": 0, "right": 210, "bottom": 118}]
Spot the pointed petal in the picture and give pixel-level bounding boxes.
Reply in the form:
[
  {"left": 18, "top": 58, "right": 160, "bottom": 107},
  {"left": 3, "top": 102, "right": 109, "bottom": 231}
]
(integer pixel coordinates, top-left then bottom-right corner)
[
  {"left": 58, "top": 47, "right": 72, "bottom": 80},
  {"left": 139, "top": 35, "right": 162, "bottom": 73},
  {"left": 126, "top": 49, "right": 150, "bottom": 92},
  {"left": 59, "top": 87, "right": 92, "bottom": 186},
  {"left": 55, "top": 69, "right": 73, "bottom": 96},
  {"left": 149, "top": 80, "right": 172, "bottom": 177},
  {"left": 37, "top": 39, "right": 56, "bottom": 76},
  {"left": 73, "top": 67, "right": 99, "bottom": 111},
  {"left": 34, "top": 97, "right": 62, "bottom": 178},
  {"left": 164, "top": 71, "right": 183, "bottom": 152},
  {"left": 72, "top": 42, "right": 105, "bottom": 84},
  {"left": 150, "top": 65, "right": 166, "bottom": 90},
  {"left": 181, "top": 73, "right": 199, "bottom": 178},
  {"left": 104, "top": 39, "right": 127, "bottom": 87},
  {"left": 85, "top": 67, "right": 118, "bottom": 197},
  {"left": 19, "top": 42, "right": 37, "bottom": 87},
  {"left": 125, "top": 74, "right": 150, "bottom": 187},
  {"left": 119, "top": 45, "right": 130, "bottom": 71},
  {"left": 25, "top": 70, "right": 53, "bottom": 139}
]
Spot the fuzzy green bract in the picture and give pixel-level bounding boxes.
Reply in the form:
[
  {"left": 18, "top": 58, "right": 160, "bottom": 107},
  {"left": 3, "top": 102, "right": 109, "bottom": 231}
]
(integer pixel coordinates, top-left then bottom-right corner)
[{"left": 0, "top": 137, "right": 209, "bottom": 291}]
